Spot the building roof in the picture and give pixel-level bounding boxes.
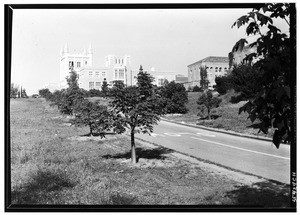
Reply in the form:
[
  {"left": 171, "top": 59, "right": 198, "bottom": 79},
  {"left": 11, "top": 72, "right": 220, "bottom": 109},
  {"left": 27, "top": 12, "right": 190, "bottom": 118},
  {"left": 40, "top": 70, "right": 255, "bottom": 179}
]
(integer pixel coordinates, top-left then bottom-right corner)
[{"left": 188, "top": 56, "right": 229, "bottom": 67}]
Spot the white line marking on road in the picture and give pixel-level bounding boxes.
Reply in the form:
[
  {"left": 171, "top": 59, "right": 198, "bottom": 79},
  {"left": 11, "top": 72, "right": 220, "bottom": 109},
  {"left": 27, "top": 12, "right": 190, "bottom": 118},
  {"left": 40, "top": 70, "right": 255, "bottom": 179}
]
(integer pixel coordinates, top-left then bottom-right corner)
[
  {"left": 196, "top": 132, "right": 216, "bottom": 137},
  {"left": 164, "top": 133, "right": 181, "bottom": 137},
  {"left": 191, "top": 137, "right": 290, "bottom": 160},
  {"left": 151, "top": 133, "right": 165, "bottom": 137}
]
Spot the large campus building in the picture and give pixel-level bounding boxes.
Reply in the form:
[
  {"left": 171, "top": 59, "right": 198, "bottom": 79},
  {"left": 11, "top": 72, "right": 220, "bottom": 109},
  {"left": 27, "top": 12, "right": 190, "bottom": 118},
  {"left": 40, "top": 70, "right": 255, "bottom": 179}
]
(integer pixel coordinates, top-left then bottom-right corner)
[
  {"left": 58, "top": 44, "right": 176, "bottom": 91},
  {"left": 187, "top": 56, "right": 229, "bottom": 89}
]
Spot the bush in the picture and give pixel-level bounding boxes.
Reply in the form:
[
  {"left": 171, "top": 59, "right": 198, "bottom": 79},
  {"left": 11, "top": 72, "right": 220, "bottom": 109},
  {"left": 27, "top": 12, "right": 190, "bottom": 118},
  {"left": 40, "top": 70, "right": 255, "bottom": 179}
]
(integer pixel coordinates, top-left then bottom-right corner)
[
  {"left": 161, "top": 81, "right": 188, "bottom": 114},
  {"left": 192, "top": 85, "right": 202, "bottom": 92},
  {"left": 214, "top": 76, "right": 231, "bottom": 95},
  {"left": 88, "top": 89, "right": 102, "bottom": 97}
]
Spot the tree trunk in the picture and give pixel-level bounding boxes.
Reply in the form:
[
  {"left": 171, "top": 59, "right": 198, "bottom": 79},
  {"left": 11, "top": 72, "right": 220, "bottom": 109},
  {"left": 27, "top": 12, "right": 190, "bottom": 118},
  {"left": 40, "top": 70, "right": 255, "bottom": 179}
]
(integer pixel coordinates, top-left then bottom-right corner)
[
  {"left": 131, "top": 129, "right": 137, "bottom": 164},
  {"left": 89, "top": 124, "right": 93, "bottom": 136},
  {"left": 207, "top": 107, "right": 211, "bottom": 120}
]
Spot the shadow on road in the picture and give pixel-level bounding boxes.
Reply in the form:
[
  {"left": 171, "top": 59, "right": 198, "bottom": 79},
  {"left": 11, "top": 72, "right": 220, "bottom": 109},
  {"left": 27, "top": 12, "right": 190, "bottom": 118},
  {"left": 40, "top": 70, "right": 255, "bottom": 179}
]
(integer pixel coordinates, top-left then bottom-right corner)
[
  {"left": 102, "top": 146, "right": 174, "bottom": 161},
  {"left": 11, "top": 169, "right": 76, "bottom": 204},
  {"left": 226, "top": 180, "right": 290, "bottom": 207}
]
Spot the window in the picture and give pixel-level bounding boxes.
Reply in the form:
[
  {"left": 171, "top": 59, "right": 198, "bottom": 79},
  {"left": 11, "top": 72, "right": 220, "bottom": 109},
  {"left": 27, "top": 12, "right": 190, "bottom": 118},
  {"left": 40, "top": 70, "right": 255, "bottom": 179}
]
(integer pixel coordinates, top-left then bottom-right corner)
[
  {"left": 85, "top": 61, "right": 87, "bottom": 65},
  {"left": 95, "top": 82, "right": 101, "bottom": 89},
  {"left": 77, "top": 62, "right": 81, "bottom": 67},
  {"left": 69, "top": 61, "right": 74, "bottom": 69},
  {"left": 122, "top": 59, "right": 124, "bottom": 64},
  {"left": 115, "top": 70, "right": 118, "bottom": 79},
  {"left": 115, "top": 59, "right": 117, "bottom": 64},
  {"left": 215, "top": 67, "right": 218, "bottom": 73},
  {"left": 95, "top": 71, "right": 100, "bottom": 77},
  {"left": 118, "top": 59, "right": 121, "bottom": 64},
  {"left": 119, "top": 69, "right": 124, "bottom": 79},
  {"left": 219, "top": 67, "right": 222, "bottom": 72},
  {"left": 102, "top": 71, "right": 106, "bottom": 77},
  {"left": 89, "top": 82, "right": 94, "bottom": 89},
  {"left": 89, "top": 71, "right": 93, "bottom": 77}
]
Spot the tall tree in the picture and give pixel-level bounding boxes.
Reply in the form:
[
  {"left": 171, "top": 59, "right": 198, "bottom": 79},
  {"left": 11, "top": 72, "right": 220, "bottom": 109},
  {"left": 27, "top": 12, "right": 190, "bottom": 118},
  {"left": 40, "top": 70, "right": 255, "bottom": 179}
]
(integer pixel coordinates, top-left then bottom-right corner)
[
  {"left": 10, "top": 83, "right": 18, "bottom": 98},
  {"left": 200, "top": 67, "right": 209, "bottom": 90},
  {"left": 232, "top": 3, "right": 292, "bottom": 148},
  {"left": 101, "top": 78, "right": 109, "bottom": 97},
  {"left": 57, "top": 70, "right": 85, "bottom": 115},
  {"left": 197, "top": 90, "right": 221, "bottom": 120},
  {"left": 110, "top": 66, "right": 165, "bottom": 164}
]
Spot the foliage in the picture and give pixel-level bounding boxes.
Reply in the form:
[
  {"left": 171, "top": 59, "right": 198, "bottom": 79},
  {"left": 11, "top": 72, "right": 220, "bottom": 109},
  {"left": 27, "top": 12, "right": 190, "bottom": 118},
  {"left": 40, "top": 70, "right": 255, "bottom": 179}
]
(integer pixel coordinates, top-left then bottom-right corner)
[
  {"left": 10, "top": 83, "right": 18, "bottom": 98},
  {"left": 88, "top": 89, "right": 102, "bottom": 97},
  {"left": 192, "top": 85, "right": 202, "bottom": 92},
  {"left": 229, "top": 64, "right": 264, "bottom": 102},
  {"left": 197, "top": 90, "right": 221, "bottom": 120},
  {"left": 200, "top": 67, "right": 209, "bottom": 90},
  {"left": 39, "top": 88, "right": 53, "bottom": 100},
  {"left": 232, "top": 3, "right": 291, "bottom": 148},
  {"left": 110, "top": 66, "right": 165, "bottom": 163},
  {"left": 214, "top": 76, "right": 231, "bottom": 95},
  {"left": 101, "top": 78, "right": 109, "bottom": 97},
  {"left": 56, "top": 70, "right": 85, "bottom": 115},
  {"left": 161, "top": 81, "right": 189, "bottom": 114},
  {"left": 72, "top": 99, "right": 113, "bottom": 137}
]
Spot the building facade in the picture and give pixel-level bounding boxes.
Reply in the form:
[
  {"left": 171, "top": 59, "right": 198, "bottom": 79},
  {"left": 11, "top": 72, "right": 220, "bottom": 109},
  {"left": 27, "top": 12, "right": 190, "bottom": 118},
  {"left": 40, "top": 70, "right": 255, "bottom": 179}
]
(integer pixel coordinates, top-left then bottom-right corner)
[
  {"left": 59, "top": 45, "right": 176, "bottom": 91},
  {"left": 187, "top": 56, "right": 229, "bottom": 89}
]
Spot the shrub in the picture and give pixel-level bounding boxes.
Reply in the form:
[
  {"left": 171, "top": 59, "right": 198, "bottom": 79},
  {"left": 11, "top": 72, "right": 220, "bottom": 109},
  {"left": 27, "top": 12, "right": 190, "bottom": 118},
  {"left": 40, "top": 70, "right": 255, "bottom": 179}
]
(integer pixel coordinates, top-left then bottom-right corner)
[{"left": 161, "top": 81, "right": 188, "bottom": 114}]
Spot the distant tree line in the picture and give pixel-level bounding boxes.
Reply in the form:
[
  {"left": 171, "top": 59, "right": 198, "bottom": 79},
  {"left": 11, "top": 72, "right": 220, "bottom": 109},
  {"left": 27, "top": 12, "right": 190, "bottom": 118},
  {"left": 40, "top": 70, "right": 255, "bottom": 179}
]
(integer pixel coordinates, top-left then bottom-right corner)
[{"left": 10, "top": 83, "right": 28, "bottom": 98}]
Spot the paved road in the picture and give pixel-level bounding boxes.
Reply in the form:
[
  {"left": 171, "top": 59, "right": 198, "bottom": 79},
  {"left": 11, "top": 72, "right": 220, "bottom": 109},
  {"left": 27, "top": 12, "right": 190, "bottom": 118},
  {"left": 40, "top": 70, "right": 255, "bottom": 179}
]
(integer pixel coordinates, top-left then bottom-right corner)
[{"left": 136, "top": 121, "right": 290, "bottom": 184}]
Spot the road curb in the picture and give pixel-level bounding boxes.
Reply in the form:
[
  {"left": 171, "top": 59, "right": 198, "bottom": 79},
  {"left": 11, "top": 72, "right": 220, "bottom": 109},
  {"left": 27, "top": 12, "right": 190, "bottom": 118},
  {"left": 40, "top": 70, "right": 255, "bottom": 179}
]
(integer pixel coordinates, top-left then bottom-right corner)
[{"left": 161, "top": 118, "right": 273, "bottom": 142}]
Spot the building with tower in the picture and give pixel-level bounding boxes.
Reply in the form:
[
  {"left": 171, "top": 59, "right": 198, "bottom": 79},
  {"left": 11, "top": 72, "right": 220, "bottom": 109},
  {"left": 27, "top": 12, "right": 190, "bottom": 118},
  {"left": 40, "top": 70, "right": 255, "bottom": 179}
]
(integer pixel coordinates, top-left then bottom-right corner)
[{"left": 59, "top": 44, "right": 176, "bottom": 91}]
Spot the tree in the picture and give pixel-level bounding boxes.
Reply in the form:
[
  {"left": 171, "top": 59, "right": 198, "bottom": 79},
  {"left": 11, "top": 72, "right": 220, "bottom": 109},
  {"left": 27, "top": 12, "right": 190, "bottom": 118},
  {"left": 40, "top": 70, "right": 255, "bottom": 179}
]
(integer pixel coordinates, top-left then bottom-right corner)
[
  {"left": 88, "top": 89, "right": 102, "bottom": 97},
  {"left": 101, "top": 78, "right": 109, "bottom": 97},
  {"left": 110, "top": 66, "right": 165, "bottom": 164},
  {"left": 161, "top": 81, "right": 189, "bottom": 114},
  {"left": 192, "top": 85, "right": 202, "bottom": 92},
  {"left": 232, "top": 3, "right": 292, "bottom": 148},
  {"left": 229, "top": 64, "right": 264, "bottom": 101},
  {"left": 21, "top": 88, "right": 28, "bottom": 98},
  {"left": 57, "top": 70, "right": 85, "bottom": 115},
  {"left": 197, "top": 90, "right": 221, "bottom": 120},
  {"left": 39, "top": 88, "right": 52, "bottom": 100},
  {"left": 200, "top": 67, "right": 209, "bottom": 90},
  {"left": 214, "top": 76, "right": 231, "bottom": 95},
  {"left": 10, "top": 83, "right": 18, "bottom": 98},
  {"left": 72, "top": 99, "right": 113, "bottom": 137}
]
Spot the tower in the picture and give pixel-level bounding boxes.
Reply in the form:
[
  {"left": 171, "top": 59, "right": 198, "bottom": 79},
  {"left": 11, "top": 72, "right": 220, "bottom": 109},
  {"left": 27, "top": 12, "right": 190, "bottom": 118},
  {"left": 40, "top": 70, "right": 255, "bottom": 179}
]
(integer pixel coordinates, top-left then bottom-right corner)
[{"left": 59, "top": 44, "right": 93, "bottom": 89}]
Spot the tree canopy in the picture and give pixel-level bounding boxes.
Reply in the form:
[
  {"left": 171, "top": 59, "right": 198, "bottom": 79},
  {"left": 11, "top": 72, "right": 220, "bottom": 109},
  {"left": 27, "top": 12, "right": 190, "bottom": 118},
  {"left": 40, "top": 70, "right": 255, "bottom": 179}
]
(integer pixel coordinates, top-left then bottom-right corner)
[{"left": 232, "top": 3, "right": 292, "bottom": 148}]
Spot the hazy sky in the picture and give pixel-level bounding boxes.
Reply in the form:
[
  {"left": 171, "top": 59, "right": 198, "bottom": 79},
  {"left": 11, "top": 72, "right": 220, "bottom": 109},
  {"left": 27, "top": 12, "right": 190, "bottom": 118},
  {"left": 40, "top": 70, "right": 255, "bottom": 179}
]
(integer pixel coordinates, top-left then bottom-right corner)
[{"left": 11, "top": 8, "right": 289, "bottom": 95}]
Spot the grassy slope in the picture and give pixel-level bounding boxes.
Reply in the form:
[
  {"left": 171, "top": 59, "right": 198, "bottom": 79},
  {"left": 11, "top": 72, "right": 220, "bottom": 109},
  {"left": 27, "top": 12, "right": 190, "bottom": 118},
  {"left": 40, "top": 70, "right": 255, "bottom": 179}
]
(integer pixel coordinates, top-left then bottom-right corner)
[
  {"left": 164, "top": 91, "right": 274, "bottom": 138},
  {"left": 10, "top": 98, "right": 288, "bottom": 206}
]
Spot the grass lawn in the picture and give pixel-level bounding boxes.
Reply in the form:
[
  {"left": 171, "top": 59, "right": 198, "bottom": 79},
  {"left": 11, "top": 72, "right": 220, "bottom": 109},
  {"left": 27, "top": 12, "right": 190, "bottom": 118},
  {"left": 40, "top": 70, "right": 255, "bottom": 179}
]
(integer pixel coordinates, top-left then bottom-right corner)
[
  {"left": 9, "top": 98, "right": 289, "bottom": 206},
  {"left": 164, "top": 91, "right": 274, "bottom": 138}
]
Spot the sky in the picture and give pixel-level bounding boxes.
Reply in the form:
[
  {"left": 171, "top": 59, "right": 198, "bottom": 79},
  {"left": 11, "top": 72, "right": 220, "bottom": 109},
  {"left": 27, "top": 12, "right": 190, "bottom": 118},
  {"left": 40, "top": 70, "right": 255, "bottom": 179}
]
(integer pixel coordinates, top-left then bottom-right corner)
[{"left": 11, "top": 7, "right": 289, "bottom": 95}]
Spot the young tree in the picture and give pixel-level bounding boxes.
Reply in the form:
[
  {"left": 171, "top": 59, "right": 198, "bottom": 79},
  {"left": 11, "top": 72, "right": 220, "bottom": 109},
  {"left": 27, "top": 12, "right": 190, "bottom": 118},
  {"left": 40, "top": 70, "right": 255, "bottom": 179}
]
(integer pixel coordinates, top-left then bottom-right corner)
[
  {"left": 161, "top": 81, "right": 189, "bottom": 114},
  {"left": 200, "top": 67, "right": 209, "bottom": 90},
  {"left": 57, "top": 70, "right": 85, "bottom": 115},
  {"left": 110, "top": 66, "right": 165, "bottom": 164},
  {"left": 72, "top": 99, "right": 113, "bottom": 137},
  {"left": 197, "top": 90, "right": 221, "bottom": 120},
  {"left": 232, "top": 3, "right": 292, "bottom": 148},
  {"left": 101, "top": 78, "right": 109, "bottom": 97}
]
